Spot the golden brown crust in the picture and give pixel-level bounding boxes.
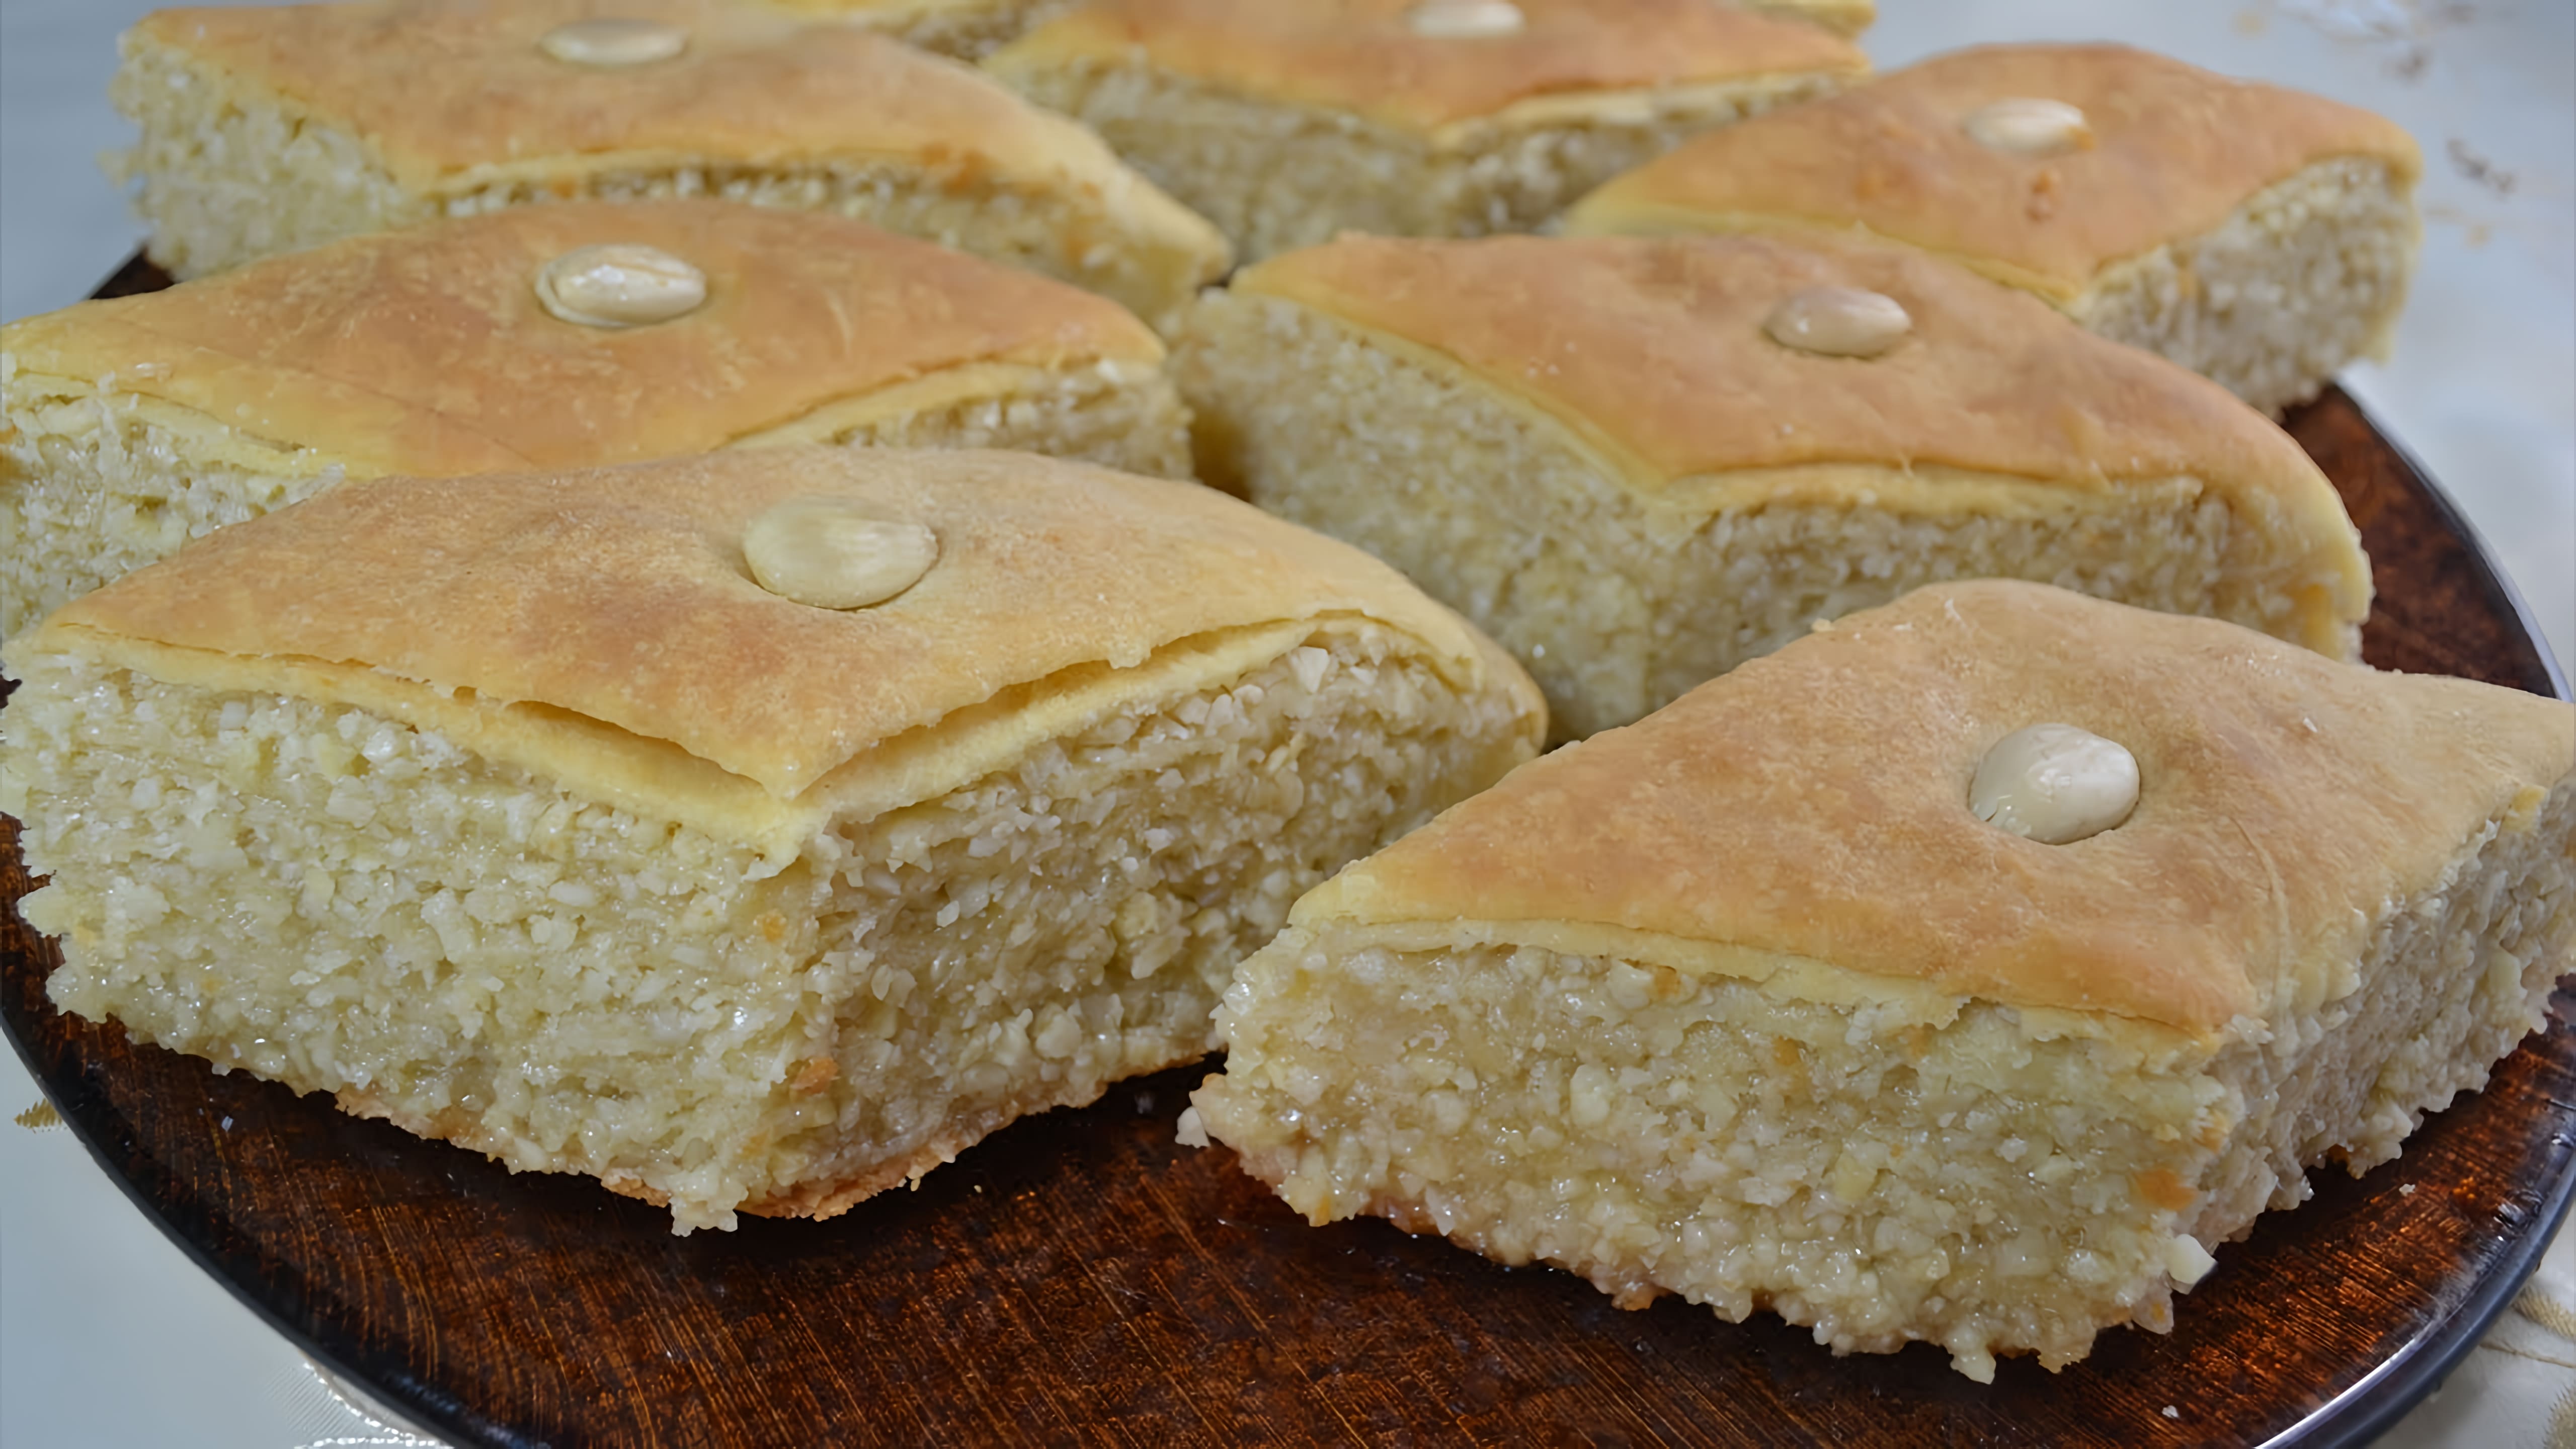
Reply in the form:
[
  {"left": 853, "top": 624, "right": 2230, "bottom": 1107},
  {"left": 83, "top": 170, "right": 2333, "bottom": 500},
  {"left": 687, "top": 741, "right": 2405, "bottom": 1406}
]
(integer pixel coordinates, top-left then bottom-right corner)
[
  {"left": 1, "top": 200, "right": 1165, "bottom": 478},
  {"left": 1562, "top": 43, "right": 2422, "bottom": 297},
  {"left": 130, "top": 0, "right": 1157, "bottom": 195},
  {"left": 1226, "top": 231, "right": 2371, "bottom": 641},
  {"left": 987, "top": 0, "right": 1867, "bottom": 135},
  {"left": 23, "top": 448, "right": 1534, "bottom": 805},
  {"left": 1230, "top": 230, "right": 2306, "bottom": 487},
  {"left": 1296, "top": 581, "right": 2575, "bottom": 1036},
  {"left": 1740, "top": 0, "right": 1871, "bottom": 38}
]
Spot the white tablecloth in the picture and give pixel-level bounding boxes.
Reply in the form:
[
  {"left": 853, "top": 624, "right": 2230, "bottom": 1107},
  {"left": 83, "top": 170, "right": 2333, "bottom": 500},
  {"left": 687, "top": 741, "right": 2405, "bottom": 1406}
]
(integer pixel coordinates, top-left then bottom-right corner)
[{"left": 3, "top": 2, "right": 2570, "bottom": 1445}]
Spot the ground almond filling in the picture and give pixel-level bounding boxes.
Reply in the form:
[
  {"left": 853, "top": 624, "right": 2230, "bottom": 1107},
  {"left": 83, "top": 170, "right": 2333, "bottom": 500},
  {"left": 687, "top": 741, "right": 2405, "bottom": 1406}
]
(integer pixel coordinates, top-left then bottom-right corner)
[
  {"left": 1178, "top": 292, "right": 2345, "bottom": 739},
  {"left": 0, "top": 384, "right": 344, "bottom": 636},
  {"left": 1194, "top": 785, "right": 2574, "bottom": 1381},
  {"left": 1004, "top": 59, "right": 1837, "bottom": 260},
  {"left": 113, "top": 37, "right": 1217, "bottom": 328},
  {"left": 0, "top": 367, "right": 1188, "bottom": 636},
  {"left": 2070, "top": 155, "right": 2419, "bottom": 416},
  {"left": 3, "top": 624, "right": 1526, "bottom": 1231}
]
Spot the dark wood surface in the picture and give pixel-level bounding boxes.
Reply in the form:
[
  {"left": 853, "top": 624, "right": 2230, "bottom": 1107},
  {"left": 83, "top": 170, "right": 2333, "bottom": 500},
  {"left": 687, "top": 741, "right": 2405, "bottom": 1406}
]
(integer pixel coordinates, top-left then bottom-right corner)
[{"left": 4, "top": 300, "right": 2570, "bottom": 1445}]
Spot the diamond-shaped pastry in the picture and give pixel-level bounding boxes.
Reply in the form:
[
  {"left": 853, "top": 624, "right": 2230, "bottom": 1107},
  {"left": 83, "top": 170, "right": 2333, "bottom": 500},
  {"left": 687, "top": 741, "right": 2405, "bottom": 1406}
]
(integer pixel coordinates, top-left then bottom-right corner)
[
  {"left": 111, "top": 0, "right": 1228, "bottom": 330},
  {"left": 1564, "top": 44, "right": 2422, "bottom": 415},
  {"left": 1193, "top": 579, "right": 2574, "bottom": 1380},
  {"left": 2, "top": 447, "right": 1544, "bottom": 1231},
  {"left": 986, "top": 0, "right": 1867, "bottom": 261},
  {"left": 0, "top": 200, "right": 1192, "bottom": 635},
  {"left": 1177, "top": 230, "right": 2370, "bottom": 739}
]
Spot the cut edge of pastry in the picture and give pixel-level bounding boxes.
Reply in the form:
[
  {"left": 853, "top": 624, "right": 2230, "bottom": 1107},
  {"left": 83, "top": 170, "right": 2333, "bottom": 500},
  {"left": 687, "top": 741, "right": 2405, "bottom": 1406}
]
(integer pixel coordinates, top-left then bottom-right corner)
[
  {"left": 1191, "top": 587, "right": 2575, "bottom": 1378},
  {"left": 17, "top": 607, "right": 1521, "bottom": 860},
  {"left": 1177, "top": 287, "right": 2367, "bottom": 735},
  {"left": 0, "top": 356, "right": 1196, "bottom": 638},
  {"left": 9, "top": 605, "right": 1541, "bottom": 1231},
  {"left": 108, "top": 24, "right": 1232, "bottom": 329},
  {"left": 990, "top": 52, "right": 1853, "bottom": 260},
  {"left": 1194, "top": 771, "right": 2571, "bottom": 1378},
  {"left": 1567, "top": 155, "right": 2420, "bottom": 417},
  {"left": 2066, "top": 155, "right": 2421, "bottom": 415},
  {"left": 780, "top": 0, "right": 1083, "bottom": 60}
]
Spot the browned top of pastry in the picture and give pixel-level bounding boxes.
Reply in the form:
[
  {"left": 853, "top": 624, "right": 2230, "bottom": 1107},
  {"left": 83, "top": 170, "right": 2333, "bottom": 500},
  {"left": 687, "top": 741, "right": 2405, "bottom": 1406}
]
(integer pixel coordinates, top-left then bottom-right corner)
[
  {"left": 1562, "top": 43, "right": 2421, "bottom": 297},
  {"left": 1297, "top": 580, "right": 2574, "bottom": 1036},
  {"left": 988, "top": 0, "right": 1867, "bottom": 134},
  {"left": 23, "top": 448, "right": 1537, "bottom": 807},
  {"left": 1, "top": 201, "right": 1164, "bottom": 478},
  {"left": 128, "top": 0, "right": 1148, "bottom": 193},
  {"left": 1225, "top": 232, "right": 2370, "bottom": 646},
  {"left": 1737, "top": 0, "right": 1872, "bottom": 38}
]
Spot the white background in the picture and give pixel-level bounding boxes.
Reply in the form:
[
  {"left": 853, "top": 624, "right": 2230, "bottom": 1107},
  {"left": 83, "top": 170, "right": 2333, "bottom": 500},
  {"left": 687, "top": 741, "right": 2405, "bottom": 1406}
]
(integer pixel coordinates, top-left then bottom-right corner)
[{"left": 3, "top": 3, "right": 2571, "bottom": 1445}]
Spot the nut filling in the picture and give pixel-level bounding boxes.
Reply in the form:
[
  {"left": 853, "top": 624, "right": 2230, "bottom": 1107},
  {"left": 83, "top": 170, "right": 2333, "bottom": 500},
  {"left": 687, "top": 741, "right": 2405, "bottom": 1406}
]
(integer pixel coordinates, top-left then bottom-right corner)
[
  {"left": 537, "top": 18, "right": 690, "bottom": 68},
  {"left": 1968, "top": 722, "right": 2140, "bottom": 844},
  {"left": 1961, "top": 98, "right": 2093, "bottom": 157},
  {"left": 743, "top": 497, "right": 939, "bottom": 610},
  {"left": 1404, "top": 1, "right": 1527, "bottom": 39},
  {"left": 533, "top": 244, "right": 708, "bottom": 329},
  {"left": 1761, "top": 286, "right": 1912, "bottom": 358}
]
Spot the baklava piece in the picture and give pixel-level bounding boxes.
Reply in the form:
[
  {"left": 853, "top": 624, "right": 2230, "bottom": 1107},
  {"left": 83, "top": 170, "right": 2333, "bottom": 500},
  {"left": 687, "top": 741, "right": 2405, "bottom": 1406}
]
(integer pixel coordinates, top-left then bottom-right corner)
[
  {"left": 1, "top": 199, "right": 1193, "bottom": 634},
  {"left": 2, "top": 448, "right": 1545, "bottom": 1231},
  {"left": 110, "top": 0, "right": 1229, "bottom": 329},
  {"left": 1193, "top": 580, "right": 2574, "bottom": 1380},
  {"left": 1177, "top": 230, "right": 2369, "bottom": 739},
  {"left": 1564, "top": 44, "right": 2421, "bottom": 414},
  {"left": 986, "top": 0, "right": 1865, "bottom": 261}
]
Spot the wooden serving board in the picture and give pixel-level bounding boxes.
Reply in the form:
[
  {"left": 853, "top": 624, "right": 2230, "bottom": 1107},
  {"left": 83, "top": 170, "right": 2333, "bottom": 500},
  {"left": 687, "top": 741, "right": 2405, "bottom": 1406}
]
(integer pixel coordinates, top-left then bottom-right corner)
[{"left": 6, "top": 257, "right": 2571, "bottom": 1448}]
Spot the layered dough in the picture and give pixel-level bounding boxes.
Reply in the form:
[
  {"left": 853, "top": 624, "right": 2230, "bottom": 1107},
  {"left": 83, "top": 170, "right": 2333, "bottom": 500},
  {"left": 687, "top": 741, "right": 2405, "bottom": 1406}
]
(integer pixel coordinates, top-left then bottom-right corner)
[
  {"left": 0, "top": 199, "right": 1195, "bottom": 635},
  {"left": 1176, "top": 230, "right": 2371, "bottom": 739},
  {"left": 112, "top": 0, "right": 1229, "bottom": 329},
  {"left": 1563, "top": 44, "right": 2422, "bottom": 414},
  {"left": 986, "top": 0, "right": 1866, "bottom": 260},
  {"left": 1192, "top": 580, "right": 2576, "bottom": 1379},
  {"left": 0, "top": 447, "right": 1546, "bottom": 1230}
]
